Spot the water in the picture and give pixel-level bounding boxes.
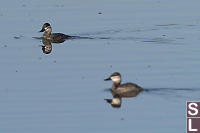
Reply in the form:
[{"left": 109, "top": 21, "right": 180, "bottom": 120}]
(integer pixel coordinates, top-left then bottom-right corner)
[{"left": 0, "top": 0, "right": 200, "bottom": 133}]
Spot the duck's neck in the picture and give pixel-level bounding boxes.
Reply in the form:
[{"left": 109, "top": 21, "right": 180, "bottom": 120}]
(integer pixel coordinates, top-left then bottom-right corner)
[
  {"left": 43, "top": 31, "right": 51, "bottom": 38},
  {"left": 43, "top": 27, "right": 52, "bottom": 38},
  {"left": 112, "top": 82, "right": 121, "bottom": 89}
]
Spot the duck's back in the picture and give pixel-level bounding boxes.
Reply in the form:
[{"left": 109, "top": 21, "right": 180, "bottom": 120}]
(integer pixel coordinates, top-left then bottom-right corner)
[{"left": 51, "top": 33, "right": 71, "bottom": 40}]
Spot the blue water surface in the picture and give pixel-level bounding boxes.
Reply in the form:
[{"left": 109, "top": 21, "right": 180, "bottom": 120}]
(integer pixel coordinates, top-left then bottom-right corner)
[{"left": 0, "top": 0, "right": 200, "bottom": 133}]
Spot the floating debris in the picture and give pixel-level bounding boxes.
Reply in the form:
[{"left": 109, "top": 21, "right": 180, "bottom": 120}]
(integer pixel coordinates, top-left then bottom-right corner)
[
  {"left": 14, "top": 35, "right": 23, "bottom": 39},
  {"left": 22, "top": 4, "right": 26, "bottom": 7},
  {"left": 120, "top": 118, "right": 125, "bottom": 121}
]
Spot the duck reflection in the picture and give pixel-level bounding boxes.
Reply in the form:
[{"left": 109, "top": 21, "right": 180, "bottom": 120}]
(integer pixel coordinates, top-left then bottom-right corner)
[
  {"left": 41, "top": 38, "right": 66, "bottom": 54},
  {"left": 105, "top": 94, "right": 122, "bottom": 108},
  {"left": 41, "top": 39, "right": 52, "bottom": 54},
  {"left": 104, "top": 72, "right": 143, "bottom": 108}
]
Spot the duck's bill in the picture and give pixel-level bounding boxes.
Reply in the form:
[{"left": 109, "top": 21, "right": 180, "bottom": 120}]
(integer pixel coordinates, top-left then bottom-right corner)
[
  {"left": 104, "top": 99, "right": 112, "bottom": 103},
  {"left": 40, "top": 29, "right": 45, "bottom": 32},
  {"left": 104, "top": 77, "right": 111, "bottom": 81}
]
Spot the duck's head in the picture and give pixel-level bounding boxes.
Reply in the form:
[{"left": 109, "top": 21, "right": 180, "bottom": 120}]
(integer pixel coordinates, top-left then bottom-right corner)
[
  {"left": 104, "top": 72, "right": 121, "bottom": 84},
  {"left": 40, "top": 23, "right": 52, "bottom": 33}
]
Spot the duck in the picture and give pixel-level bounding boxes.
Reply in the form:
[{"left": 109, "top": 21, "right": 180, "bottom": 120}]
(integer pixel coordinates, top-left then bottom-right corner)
[
  {"left": 39, "top": 23, "right": 71, "bottom": 41},
  {"left": 104, "top": 72, "right": 143, "bottom": 97}
]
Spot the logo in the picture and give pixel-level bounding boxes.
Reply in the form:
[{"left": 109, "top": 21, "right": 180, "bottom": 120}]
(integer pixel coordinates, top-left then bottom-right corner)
[{"left": 186, "top": 101, "right": 200, "bottom": 133}]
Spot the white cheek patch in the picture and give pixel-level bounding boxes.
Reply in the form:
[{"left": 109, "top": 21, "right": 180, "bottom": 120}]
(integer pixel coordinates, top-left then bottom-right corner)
[
  {"left": 44, "top": 27, "right": 48, "bottom": 30},
  {"left": 44, "top": 26, "right": 51, "bottom": 32},
  {"left": 45, "top": 45, "right": 52, "bottom": 50},
  {"left": 111, "top": 76, "right": 121, "bottom": 82},
  {"left": 112, "top": 98, "right": 121, "bottom": 104}
]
